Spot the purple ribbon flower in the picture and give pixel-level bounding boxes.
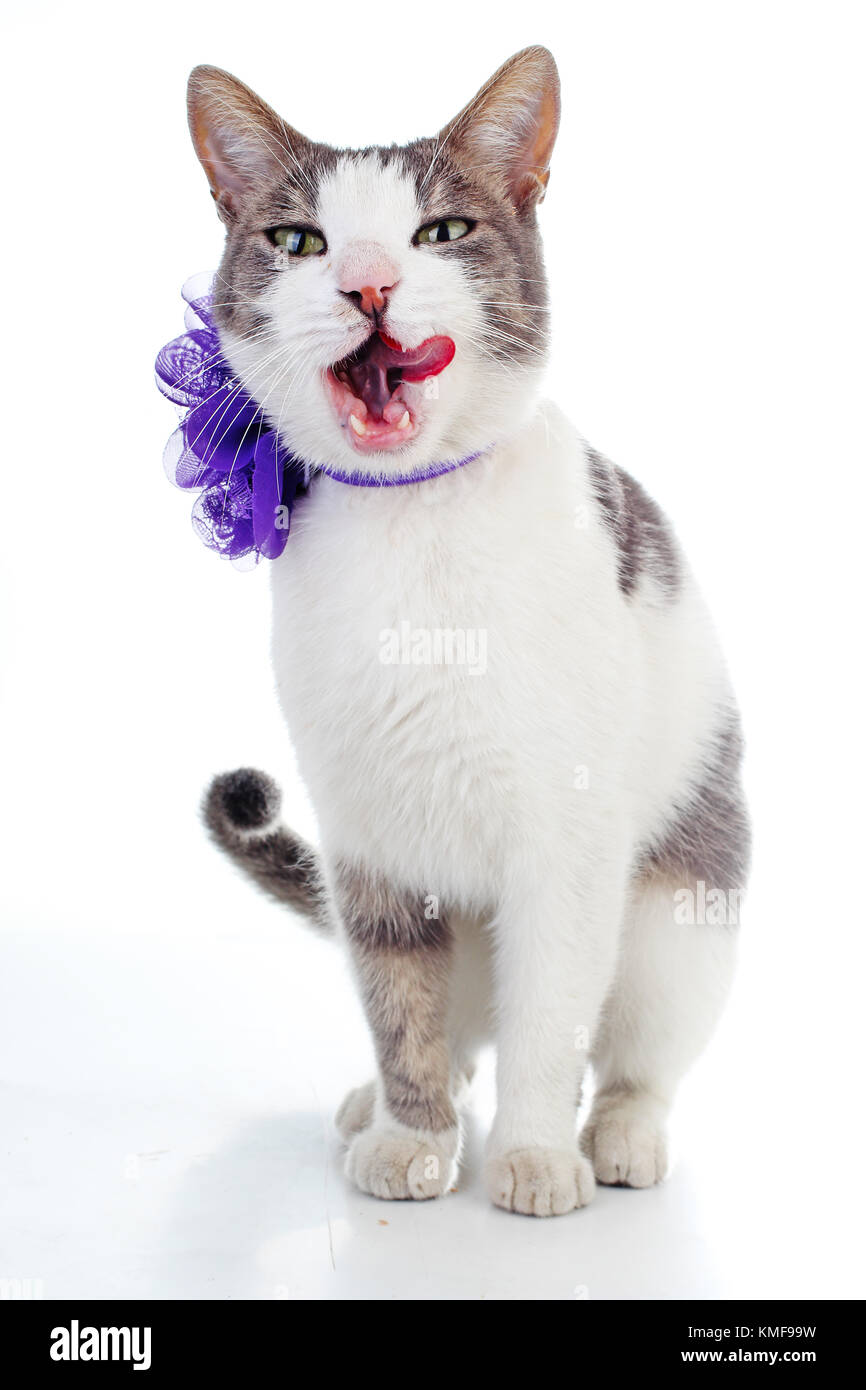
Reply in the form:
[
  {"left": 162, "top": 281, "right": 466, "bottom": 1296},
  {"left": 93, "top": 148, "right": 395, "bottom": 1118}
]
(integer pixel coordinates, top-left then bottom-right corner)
[{"left": 155, "top": 277, "right": 302, "bottom": 564}]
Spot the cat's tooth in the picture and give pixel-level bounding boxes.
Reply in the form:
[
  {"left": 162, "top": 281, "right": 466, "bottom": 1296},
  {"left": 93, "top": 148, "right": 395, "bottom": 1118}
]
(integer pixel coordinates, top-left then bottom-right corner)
[
  {"left": 397, "top": 411, "right": 411, "bottom": 430},
  {"left": 349, "top": 414, "right": 367, "bottom": 437}
]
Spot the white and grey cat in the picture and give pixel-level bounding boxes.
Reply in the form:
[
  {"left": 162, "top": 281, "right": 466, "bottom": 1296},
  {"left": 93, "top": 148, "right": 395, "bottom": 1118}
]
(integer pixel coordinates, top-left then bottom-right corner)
[{"left": 191, "top": 47, "right": 750, "bottom": 1216}]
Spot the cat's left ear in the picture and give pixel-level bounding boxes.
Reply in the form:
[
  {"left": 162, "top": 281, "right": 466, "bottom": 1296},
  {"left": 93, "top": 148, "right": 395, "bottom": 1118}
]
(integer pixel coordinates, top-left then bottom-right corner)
[{"left": 439, "top": 46, "right": 560, "bottom": 210}]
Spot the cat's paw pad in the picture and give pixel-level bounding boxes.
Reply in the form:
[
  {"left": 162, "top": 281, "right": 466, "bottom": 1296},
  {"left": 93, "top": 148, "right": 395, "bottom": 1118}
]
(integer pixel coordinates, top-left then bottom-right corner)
[
  {"left": 346, "top": 1127, "right": 457, "bottom": 1201},
  {"left": 484, "top": 1147, "right": 596, "bottom": 1217},
  {"left": 582, "top": 1102, "right": 668, "bottom": 1188},
  {"left": 334, "top": 1081, "right": 376, "bottom": 1142}
]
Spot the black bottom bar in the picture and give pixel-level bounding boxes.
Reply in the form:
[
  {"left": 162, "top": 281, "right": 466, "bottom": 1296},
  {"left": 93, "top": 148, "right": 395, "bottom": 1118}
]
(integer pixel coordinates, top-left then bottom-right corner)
[{"left": 3, "top": 1298, "right": 854, "bottom": 1374}]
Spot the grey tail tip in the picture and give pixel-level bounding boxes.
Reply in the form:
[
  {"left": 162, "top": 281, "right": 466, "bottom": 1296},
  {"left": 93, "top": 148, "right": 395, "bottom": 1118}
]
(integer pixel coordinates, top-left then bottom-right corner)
[
  {"left": 206, "top": 766, "right": 282, "bottom": 834},
  {"left": 203, "top": 768, "right": 329, "bottom": 931}
]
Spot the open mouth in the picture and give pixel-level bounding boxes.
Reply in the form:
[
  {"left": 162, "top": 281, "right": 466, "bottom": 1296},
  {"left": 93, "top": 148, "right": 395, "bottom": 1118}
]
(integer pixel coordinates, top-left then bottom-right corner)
[{"left": 325, "top": 331, "right": 455, "bottom": 451}]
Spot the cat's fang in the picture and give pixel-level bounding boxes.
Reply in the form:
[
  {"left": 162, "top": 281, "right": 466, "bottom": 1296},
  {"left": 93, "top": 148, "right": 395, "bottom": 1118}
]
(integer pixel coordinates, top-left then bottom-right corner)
[
  {"left": 349, "top": 414, "right": 367, "bottom": 436},
  {"left": 397, "top": 412, "right": 411, "bottom": 430},
  {"left": 382, "top": 398, "right": 409, "bottom": 425}
]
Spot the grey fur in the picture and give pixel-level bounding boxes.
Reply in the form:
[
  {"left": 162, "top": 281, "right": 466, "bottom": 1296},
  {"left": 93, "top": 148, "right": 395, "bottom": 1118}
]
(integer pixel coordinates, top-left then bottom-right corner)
[
  {"left": 335, "top": 864, "right": 456, "bottom": 1133},
  {"left": 587, "top": 448, "right": 682, "bottom": 601},
  {"left": 640, "top": 711, "right": 752, "bottom": 896},
  {"left": 203, "top": 769, "right": 328, "bottom": 929},
  {"left": 187, "top": 65, "right": 551, "bottom": 365},
  {"left": 203, "top": 775, "right": 456, "bottom": 1130},
  {"left": 401, "top": 141, "right": 550, "bottom": 363}
]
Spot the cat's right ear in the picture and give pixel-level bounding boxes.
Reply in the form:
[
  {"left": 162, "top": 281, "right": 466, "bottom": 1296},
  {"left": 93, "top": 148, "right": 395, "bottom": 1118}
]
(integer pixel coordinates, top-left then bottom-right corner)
[{"left": 187, "top": 66, "right": 300, "bottom": 223}]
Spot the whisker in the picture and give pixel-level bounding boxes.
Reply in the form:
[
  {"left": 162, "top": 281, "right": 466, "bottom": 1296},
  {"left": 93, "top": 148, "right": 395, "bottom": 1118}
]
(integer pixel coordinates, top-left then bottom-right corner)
[
  {"left": 215, "top": 345, "right": 311, "bottom": 523},
  {"left": 183, "top": 341, "right": 296, "bottom": 483}
]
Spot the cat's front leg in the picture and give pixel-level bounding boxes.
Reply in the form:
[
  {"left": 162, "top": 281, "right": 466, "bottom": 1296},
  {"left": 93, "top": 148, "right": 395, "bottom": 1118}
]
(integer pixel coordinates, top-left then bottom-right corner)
[
  {"left": 334, "top": 864, "right": 460, "bottom": 1201},
  {"left": 485, "top": 873, "right": 624, "bottom": 1217}
]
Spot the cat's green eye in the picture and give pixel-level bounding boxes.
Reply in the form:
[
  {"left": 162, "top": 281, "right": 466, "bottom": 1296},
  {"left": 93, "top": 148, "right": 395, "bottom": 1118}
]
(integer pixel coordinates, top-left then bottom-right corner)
[
  {"left": 271, "top": 226, "right": 326, "bottom": 256},
  {"left": 414, "top": 218, "right": 473, "bottom": 246}
]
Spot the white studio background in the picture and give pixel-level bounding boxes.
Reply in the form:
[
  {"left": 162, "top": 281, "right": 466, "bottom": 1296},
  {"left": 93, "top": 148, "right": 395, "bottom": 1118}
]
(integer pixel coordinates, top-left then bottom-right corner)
[{"left": 1, "top": 0, "right": 864, "bottom": 1300}]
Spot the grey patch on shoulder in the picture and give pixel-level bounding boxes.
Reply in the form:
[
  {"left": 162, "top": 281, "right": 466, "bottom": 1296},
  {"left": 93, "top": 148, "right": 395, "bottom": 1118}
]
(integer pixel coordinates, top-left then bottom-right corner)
[
  {"left": 587, "top": 448, "right": 682, "bottom": 601},
  {"left": 204, "top": 769, "right": 329, "bottom": 929},
  {"left": 640, "top": 710, "right": 752, "bottom": 898},
  {"left": 335, "top": 864, "right": 456, "bottom": 1133}
]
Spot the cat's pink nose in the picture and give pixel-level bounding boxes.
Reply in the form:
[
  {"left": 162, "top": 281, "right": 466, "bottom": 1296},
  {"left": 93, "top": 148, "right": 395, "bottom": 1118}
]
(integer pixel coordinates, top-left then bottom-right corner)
[{"left": 338, "top": 261, "right": 398, "bottom": 319}]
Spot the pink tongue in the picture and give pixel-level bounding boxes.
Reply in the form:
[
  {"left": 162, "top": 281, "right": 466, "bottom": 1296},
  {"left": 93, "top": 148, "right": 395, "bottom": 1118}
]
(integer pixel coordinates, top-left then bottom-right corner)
[{"left": 347, "top": 334, "right": 455, "bottom": 418}]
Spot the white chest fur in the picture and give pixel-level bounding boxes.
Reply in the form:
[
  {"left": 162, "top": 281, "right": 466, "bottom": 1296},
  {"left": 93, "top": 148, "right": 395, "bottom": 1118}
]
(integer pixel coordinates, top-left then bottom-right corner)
[{"left": 270, "top": 403, "right": 722, "bottom": 906}]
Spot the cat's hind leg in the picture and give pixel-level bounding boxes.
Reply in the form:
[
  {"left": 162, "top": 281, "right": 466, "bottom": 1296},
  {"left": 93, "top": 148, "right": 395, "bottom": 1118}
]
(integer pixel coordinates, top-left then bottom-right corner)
[
  {"left": 334, "top": 910, "right": 491, "bottom": 1151},
  {"left": 586, "top": 710, "right": 750, "bottom": 1187},
  {"left": 333, "top": 865, "right": 468, "bottom": 1201},
  {"left": 583, "top": 872, "right": 739, "bottom": 1187}
]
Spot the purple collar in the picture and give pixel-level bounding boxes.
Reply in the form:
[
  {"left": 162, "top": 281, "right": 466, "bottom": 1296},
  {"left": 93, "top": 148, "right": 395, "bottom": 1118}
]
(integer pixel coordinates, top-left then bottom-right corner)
[
  {"left": 320, "top": 452, "right": 486, "bottom": 488},
  {"left": 155, "top": 278, "right": 488, "bottom": 566}
]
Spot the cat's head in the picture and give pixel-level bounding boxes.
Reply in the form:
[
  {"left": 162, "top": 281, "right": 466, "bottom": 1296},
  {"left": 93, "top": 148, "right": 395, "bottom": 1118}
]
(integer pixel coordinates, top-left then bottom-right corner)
[{"left": 187, "top": 47, "right": 559, "bottom": 476}]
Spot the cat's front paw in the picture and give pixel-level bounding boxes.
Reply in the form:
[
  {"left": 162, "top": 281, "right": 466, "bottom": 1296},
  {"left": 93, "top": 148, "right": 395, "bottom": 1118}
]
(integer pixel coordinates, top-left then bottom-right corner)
[
  {"left": 484, "top": 1147, "right": 596, "bottom": 1217},
  {"left": 345, "top": 1126, "right": 458, "bottom": 1201},
  {"left": 581, "top": 1095, "right": 669, "bottom": 1188}
]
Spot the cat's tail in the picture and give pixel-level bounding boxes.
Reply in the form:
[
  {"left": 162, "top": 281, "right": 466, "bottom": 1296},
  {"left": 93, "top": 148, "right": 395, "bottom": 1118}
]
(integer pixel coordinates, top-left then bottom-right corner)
[{"left": 203, "top": 768, "right": 332, "bottom": 934}]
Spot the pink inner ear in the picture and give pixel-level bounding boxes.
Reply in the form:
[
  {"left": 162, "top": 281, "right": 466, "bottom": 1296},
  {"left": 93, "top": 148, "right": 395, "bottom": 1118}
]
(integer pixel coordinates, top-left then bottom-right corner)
[
  {"left": 442, "top": 48, "right": 560, "bottom": 210},
  {"left": 508, "top": 88, "right": 559, "bottom": 205},
  {"left": 188, "top": 67, "right": 294, "bottom": 204},
  {"left": 195, "top": 116, "right": 267, "bottom": 199}
]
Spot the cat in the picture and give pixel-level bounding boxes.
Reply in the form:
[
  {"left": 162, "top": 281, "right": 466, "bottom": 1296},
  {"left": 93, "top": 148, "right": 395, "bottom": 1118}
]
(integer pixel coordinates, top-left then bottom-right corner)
[{"left": 187, "top": 46, "right": 750, "bottom": 1216}]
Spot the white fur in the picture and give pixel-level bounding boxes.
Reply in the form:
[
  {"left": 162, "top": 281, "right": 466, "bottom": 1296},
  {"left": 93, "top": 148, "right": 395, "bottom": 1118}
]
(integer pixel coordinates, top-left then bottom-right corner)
[{"left": 226, "top": 155, "right": 739, "bottom": 1212}]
